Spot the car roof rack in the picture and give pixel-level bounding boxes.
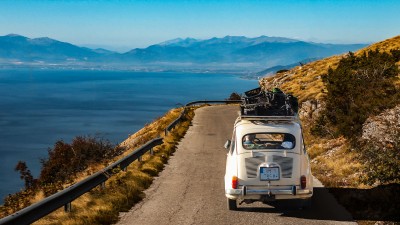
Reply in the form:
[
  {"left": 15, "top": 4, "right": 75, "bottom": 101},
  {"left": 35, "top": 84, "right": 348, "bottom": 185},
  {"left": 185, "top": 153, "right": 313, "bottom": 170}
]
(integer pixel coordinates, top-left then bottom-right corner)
[{"left": 239, "top": 115, "right": 298, "bottom": 121}]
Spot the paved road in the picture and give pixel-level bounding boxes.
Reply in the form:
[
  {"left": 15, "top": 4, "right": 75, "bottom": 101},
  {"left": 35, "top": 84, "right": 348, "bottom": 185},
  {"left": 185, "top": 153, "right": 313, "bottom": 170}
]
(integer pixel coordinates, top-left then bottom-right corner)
[{"left": 117, "top": 105, "right": 356, "bottom": 225}]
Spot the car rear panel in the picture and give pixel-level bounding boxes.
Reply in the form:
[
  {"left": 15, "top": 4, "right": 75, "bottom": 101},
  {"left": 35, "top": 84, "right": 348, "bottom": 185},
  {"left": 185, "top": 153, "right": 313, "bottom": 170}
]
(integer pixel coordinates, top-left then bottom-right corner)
[{"left": 238, "top": 151, "right": 301, "bottom": 187}]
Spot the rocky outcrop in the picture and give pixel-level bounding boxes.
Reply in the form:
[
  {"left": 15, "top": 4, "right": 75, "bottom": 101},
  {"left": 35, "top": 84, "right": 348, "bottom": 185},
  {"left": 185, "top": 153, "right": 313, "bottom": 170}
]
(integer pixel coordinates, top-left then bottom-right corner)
[
  {"left": 259, "top": 71, "right": 294, "bottom": 91},
  {"left": 361, "top": 104, "right": 400, "bottom": 144},
  {"left": 298, "top": 99, "right": 325, "bottom": 121}
]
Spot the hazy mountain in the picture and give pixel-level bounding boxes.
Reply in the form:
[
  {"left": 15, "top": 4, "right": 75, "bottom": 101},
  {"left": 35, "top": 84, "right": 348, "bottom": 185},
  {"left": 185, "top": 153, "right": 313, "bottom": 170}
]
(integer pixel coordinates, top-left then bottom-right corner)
[
  {"left": 123, "top": 36, "right": 366, "bottom": 69},
  {"left": 0, "top": 34, "right": 108, "bottom": 62},
  {"left": 0, "top": 34, "right": 367, "bottom": 72}
]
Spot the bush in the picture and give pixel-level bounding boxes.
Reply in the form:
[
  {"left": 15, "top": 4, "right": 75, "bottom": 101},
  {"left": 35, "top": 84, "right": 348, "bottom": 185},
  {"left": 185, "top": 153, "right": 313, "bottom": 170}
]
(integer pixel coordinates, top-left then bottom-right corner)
[
  {"left": 360, "top": 139, "right": 400, "bottom": 185},
  {"left": 310, "top": 49, "right": 400, "bottom": 186},
  {"left": 276, "top": 69, "right": 289, "bottom": 73},
  {"left": 359, "top": 105, "right": 400, "bottom": 185},
  {"left": 227, "top": 92, "right": 241, "bottom": 100},
  {"left": 39, "top": 136, "right": 124, "bottom": 190},
  {"left": 1, "top": 108, "right": 188, "bottom": 220},
  {"left": 316, "top": 49, "right": 400, "bottom": 138}
]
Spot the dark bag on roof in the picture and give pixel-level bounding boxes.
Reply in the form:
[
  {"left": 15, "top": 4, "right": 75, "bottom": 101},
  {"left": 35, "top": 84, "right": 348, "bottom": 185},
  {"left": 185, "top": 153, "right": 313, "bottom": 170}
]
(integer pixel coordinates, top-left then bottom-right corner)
[{"left": 240, "top": 87, "right": 299, "bottom": 116}]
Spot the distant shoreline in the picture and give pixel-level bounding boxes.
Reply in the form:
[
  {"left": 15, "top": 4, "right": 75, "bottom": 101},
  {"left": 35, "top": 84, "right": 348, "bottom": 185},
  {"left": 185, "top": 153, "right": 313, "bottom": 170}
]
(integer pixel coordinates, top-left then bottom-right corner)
[{"left": 0, "top": 65, "right": 255, "bottom": 75}]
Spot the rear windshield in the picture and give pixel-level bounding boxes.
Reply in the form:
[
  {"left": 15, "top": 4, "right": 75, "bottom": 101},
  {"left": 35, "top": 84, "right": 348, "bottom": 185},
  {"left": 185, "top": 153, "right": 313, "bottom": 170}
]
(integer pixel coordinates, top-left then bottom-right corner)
[{"left": 242, "top": 133, "right": 295, "bottom": 150}]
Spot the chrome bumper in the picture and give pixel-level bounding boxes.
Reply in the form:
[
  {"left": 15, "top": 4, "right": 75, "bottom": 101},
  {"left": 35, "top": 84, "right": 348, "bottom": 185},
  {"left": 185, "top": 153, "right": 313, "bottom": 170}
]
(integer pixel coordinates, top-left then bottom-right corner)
[{"left": 226, "top": 185, "right": 312, "bottom": 196}]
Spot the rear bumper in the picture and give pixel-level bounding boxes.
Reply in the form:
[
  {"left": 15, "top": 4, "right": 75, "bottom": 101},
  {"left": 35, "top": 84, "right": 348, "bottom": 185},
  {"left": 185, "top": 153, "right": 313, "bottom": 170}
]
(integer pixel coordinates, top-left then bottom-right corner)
[{"left": 226, "top": 185, "right": 312, "bottom": 199}]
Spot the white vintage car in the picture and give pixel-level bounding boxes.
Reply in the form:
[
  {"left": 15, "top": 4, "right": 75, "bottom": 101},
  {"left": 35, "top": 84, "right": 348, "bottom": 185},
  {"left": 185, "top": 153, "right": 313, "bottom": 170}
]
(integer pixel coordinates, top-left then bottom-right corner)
[{"left": 224, "top": 115, "right": 313, "bottom": 210}]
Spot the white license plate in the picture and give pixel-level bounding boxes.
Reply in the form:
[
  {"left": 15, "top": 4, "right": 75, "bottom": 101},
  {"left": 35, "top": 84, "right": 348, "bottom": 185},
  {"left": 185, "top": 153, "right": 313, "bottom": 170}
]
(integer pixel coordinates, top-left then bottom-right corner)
[{"left": 260, "top": 167, "right": 280, "bottom": 181}]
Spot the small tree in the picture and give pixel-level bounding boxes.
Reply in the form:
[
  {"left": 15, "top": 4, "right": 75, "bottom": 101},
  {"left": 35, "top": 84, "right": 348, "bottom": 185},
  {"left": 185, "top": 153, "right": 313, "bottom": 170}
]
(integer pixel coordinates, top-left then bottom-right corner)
[
  {"left": 39, "top": 136, "right": 124, "bottom": 195},
  {"left": 227, "top": 92, "right": 241, "bottom": 100},
  {"left": 15, "top": 161, "right": 36, "bottom": 189}
]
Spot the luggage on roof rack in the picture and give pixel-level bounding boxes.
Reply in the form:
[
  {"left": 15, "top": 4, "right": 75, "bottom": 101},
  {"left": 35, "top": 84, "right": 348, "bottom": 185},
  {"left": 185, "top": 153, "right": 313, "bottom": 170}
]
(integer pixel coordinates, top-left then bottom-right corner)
[
  {"left": 239, "top": 115, "right": 298, "bottom": 121},
  {"left": 240, "top": 87, "right": 299, "bottom": 116},
  {"left": 244, "top": 87, "right": 262, "bottom": 97}
]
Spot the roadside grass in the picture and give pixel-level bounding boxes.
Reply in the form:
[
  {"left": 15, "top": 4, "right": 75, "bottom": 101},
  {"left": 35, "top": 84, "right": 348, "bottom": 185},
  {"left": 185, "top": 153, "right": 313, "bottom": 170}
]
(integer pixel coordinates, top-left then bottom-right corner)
[
  {"left": 310, "top": 143, "right": 363, "bottom": 188},
  {"left": 260, "top": 35, "right": 400, "bottom": 190},
  {"left": 18, "top": 107, "right": 195, "bottom": 225},
  {"left": 303, "top": 124, "right": 363, "bottom": 188},
  {"left": 261, "top": 35, "right": 400, "bottom": 223},
  {"left": 0, "top": 107, "right": 188, "bottom": 219}
]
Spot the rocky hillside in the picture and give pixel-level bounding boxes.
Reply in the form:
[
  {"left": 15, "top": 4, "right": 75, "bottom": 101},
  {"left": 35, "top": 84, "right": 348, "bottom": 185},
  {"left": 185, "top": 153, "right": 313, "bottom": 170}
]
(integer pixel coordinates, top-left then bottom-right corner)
[
  {"left": 259, "top": 35, "right": 400, "bottom": 188},
  {"left": 259, "top": 35, "right": 400, "bottom": 222},
  {"left": 260, "top": 35, "right": 400, "bottom": 102}
]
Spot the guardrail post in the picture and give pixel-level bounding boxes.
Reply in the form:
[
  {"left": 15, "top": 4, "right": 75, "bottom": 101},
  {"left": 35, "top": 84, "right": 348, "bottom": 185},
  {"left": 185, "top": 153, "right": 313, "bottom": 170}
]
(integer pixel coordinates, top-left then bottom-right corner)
[
  {"left": 138, "top": 156, "right": 142, "bottom": 163},
  {"left": 64, "top": 202, "right": 72, "bottom": 212},
  {"left": 100, "top": 182, "right": 106, "bottom": 190},
  {"left": 150, "top": 147, "right": 154, "bottom": 156}
]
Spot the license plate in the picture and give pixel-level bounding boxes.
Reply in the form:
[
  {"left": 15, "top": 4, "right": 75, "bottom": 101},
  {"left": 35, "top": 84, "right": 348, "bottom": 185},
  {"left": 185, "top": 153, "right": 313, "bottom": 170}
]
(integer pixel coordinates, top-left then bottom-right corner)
[{"left": 260, "top": 167, "right": 280, "bottom": 181}]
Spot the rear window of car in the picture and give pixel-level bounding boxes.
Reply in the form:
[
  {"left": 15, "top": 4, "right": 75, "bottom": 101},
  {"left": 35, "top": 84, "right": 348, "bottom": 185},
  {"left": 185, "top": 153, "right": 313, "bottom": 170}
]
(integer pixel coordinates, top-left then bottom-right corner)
[{"left": 242, "top": 133, "right": 295, "bottom": 150}]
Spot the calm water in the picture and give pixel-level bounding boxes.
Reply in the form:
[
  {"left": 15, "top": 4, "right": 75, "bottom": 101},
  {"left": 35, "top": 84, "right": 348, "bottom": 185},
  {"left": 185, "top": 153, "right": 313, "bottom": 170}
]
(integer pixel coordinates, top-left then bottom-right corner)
[{"left": 0, "top": 69, "right": 257, "bottom": 203}]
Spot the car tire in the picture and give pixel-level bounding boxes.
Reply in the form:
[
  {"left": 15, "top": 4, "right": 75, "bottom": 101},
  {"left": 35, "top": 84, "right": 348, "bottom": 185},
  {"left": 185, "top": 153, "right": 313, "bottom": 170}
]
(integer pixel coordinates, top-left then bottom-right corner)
[{"left": 227, "top": 198, "right": 237, "bottom": 210}]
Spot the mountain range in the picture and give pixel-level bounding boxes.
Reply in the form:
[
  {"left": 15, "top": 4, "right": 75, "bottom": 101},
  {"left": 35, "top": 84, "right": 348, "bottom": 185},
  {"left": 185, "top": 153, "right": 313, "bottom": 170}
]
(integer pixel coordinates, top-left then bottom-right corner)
[{"left": 0, "top": 34, "right": 367, "bottom": 73}]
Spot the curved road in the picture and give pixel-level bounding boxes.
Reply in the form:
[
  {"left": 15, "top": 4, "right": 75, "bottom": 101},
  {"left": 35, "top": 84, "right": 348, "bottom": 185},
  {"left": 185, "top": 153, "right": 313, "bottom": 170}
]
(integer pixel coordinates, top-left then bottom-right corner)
[{"left": 117, "top": 105, "right": 356, "bottom": 225}]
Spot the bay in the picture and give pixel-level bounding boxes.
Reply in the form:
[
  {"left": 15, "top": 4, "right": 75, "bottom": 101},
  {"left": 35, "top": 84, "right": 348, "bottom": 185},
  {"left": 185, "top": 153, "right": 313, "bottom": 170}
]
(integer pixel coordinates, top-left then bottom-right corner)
[{"left": 0, "top": 69, "right": 257, "bottom": 203}]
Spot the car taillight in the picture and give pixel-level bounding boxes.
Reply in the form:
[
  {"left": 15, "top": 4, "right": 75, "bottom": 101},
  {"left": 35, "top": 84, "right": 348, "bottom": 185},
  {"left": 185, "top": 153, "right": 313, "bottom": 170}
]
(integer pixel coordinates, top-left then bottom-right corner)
[
  {"left": 300, "top": 175, "right": 306, "bottom": 189},
  {"left": 232, "top": 176, "right": 238, "bottom": 189}
]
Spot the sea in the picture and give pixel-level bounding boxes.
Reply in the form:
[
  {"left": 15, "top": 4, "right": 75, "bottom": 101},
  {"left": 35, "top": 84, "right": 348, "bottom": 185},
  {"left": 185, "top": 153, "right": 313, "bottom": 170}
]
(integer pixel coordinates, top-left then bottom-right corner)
[{"left": 0, "top": 69, "right": 258, "bottom": 203}]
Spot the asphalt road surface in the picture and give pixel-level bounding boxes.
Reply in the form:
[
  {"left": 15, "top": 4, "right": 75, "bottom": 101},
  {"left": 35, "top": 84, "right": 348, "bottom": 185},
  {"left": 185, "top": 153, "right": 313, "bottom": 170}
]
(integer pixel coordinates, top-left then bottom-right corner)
[{"left": 117, "top": 105, "right": 356, "bottom": 225}]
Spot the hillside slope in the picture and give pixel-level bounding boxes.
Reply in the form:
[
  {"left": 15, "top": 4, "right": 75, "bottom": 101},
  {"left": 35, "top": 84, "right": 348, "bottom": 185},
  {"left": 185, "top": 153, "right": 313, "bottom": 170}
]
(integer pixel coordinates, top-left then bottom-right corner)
[
  {"left": 259, "top": 34, "right": 400, "bottom": 181},
  {"left": 259, "top": 35, "right": 400, "bottom": 222},
  {"left": 259, "top": 35, "right": 400, "bottom": 186},
  {"left": 259, "top": 35, "right": 400, "bottom": 102}
]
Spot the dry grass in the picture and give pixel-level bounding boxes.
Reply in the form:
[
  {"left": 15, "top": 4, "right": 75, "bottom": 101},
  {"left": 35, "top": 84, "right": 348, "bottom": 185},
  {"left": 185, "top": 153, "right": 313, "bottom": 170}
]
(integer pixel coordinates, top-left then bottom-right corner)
[
  {"left": 309, "top": 137, "right": 364, "bottom": 188},
  {"left": 259, "top": 34, "right": 400, "bottom": 103},
  {"left": 259, "top": 34, "right": 400, "bottom": 190},
  {"left": 259, "top": 55, "right": 342, "bottom": 103},
  {"left": 23, "top": 107, "right": 196, "bottom": 225},
  {"left": 357, "top": 35, "right": 400, "bottom": 55}
]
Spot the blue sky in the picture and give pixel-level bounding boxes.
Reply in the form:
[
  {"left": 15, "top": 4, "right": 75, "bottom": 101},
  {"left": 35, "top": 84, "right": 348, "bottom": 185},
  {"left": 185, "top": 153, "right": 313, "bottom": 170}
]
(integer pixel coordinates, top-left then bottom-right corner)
[{"left": 1, "top": 0, "right": 399, "bottom": 52}]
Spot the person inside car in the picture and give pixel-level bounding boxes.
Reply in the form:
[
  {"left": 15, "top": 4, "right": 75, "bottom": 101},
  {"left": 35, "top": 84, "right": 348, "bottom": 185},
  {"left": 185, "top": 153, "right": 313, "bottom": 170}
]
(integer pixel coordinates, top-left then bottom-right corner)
[
  {"left": 243, "top": 134, "right": 257, "bottom": 149},
  {"left": 281, "top": 133, "right": 294, "bottom": 149}
]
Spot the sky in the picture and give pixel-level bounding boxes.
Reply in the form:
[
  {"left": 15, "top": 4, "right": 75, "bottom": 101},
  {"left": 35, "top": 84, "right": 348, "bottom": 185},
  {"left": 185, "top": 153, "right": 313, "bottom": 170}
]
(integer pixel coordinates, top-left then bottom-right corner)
[{"left": 1, "top": 0, "right": 399, "bottom": 52}]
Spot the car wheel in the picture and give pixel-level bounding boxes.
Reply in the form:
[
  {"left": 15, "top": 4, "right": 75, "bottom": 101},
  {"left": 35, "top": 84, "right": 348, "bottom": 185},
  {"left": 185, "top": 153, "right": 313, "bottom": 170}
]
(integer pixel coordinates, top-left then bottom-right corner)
[{"left": 227, "top": 198, "right": 237, "bottom": 210}]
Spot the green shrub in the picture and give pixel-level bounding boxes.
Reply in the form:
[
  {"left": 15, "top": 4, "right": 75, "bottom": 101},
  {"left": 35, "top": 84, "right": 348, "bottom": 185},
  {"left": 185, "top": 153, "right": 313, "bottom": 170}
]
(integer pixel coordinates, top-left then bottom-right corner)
[
  {"left": 313, "top": 49, "right": 400, "bottom": 185},
  {"left": 316, "top": 49, "right": 400, "bottom": 139},
  {"left": 360, "top": 139, "right": 400, "bottom": 185}
]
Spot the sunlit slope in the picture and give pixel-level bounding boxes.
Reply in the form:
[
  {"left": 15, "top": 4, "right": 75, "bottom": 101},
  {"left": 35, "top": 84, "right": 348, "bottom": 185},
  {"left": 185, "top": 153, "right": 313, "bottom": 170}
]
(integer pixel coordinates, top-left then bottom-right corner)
[{"left": 259, "top": 35, "right": 400, "bottom": 102}]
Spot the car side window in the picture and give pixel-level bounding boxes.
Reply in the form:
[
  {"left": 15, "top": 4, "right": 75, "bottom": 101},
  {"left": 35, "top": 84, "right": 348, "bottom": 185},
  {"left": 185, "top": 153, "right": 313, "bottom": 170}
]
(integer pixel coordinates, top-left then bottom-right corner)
[
  {"left": 230, "top": 129, "right": 236, "bottom": 154},
  {"left": 302, "top": 134, "right": 307, "bottom": 154}
]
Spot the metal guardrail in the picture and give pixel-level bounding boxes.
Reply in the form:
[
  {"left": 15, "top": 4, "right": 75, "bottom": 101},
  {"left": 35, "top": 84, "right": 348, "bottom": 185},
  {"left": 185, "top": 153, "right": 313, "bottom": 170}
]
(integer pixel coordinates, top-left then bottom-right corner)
[
  {"left": 0, "top": 100, "right": 240, "bottom": 225},
  {"left": 0, "top": 138, "right": 162, "bottom": 225}
]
